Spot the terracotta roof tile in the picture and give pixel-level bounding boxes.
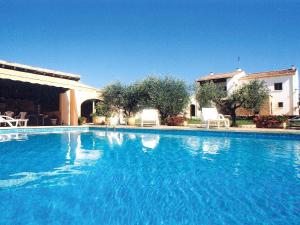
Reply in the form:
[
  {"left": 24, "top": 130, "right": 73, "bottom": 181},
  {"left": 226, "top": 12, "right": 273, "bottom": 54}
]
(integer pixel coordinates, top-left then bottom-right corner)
[
  {"left": 197, "top": 70, "right": 242, "bottom": 82},
  {"left": 241, "top": 68, "right": 296, "bottom": 80}
]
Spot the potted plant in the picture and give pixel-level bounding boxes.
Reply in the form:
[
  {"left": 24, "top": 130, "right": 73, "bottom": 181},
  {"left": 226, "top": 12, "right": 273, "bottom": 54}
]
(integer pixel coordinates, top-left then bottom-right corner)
[
  {"left": 50, "top": 115, "right": 58, "bottom": 126},
  {"left": 78, "top": 116, "right": 87, "bottom": 125},
  {"left": 127, "top": 116, "right": 136, "bottom": 126},
  {"left": 91, "top": 103, "right": 111, "bottom": 125}
]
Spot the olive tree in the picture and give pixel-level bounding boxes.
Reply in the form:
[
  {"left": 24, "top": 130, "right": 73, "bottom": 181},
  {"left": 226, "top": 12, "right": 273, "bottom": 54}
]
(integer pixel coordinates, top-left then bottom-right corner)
[
  {"left": 122, "top": 84, "right": 140, "bottom": 117},
  {"left": 102, "top": 76, "right": 190, "bottom": 124},
  {"left": 102, "top": 82, "right": 140, "bottom": 117},
  {"left": 101, "top": 82, "right": 124, "bottom": 111},
  {"left": 137, "top": 76, "right": 190, "bottom": 124},
  {"left": 196, "top": 80, "right": 269, "bottom": 126}
]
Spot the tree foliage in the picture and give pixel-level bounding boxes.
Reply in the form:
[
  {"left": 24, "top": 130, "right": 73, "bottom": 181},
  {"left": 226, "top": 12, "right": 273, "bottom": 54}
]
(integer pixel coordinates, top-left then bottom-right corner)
[
  {"left": 102, "top": 82, "right": 124, "bottom": 111},
  {"left": 196, "top": 82, "right": 226, "bottom": 108},
  {"left": 101, "top": 76, "right": 190, "bottom": 124},
  {"left": 137, "top": 76, "right": 190, "bottom": 123},
  {"left": 196, "top": 80, "right": 269, "bottom": 126},
  {"left": 101, "top": 82, "right": 140, "bottom": 116},
  {"left": 122, "top": 84, "right": 140, "bottom": 116},
  {"left": 94, "top": 102, "right": 111, "bottom": 117}
]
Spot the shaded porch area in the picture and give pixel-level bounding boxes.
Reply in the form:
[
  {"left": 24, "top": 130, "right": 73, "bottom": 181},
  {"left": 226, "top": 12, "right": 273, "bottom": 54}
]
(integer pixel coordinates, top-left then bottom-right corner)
[{"left": 0, "top": 79, "right": 68, "bottom": 126}]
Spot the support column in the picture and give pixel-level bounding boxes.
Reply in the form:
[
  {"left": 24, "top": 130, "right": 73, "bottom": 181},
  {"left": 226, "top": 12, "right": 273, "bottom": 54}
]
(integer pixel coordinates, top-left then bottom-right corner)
[
  {"left": 59, "top": 90, "right": 71, "bottom": 125},
  {"left": 92, "top": 100, "right": 96, "bottom": 114},
  {"left": 70, "top": 89, "right": 78, "bottom": 126}
]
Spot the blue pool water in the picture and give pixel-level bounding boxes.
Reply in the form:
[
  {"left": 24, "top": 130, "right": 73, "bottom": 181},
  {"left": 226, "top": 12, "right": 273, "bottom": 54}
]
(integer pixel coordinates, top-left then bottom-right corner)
[{"left": 0, "top": 129, "right": 299, "bottom": 225}]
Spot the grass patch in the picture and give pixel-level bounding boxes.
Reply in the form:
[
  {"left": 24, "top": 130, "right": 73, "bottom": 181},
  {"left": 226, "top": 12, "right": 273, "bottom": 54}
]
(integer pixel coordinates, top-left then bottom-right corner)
[
  {"left": 188, "top": 118, "right": 201, "bottom": 124},
  {"left": 236, "top": 119, "right": 254, "bottom": 126}
]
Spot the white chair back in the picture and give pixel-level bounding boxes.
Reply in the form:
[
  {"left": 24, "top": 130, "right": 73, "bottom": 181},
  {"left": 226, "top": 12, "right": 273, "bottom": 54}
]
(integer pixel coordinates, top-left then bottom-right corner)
[
  {"left": 19, "top": 112, "right": 27, "bottom": 119},
  {"left": 119, "top": 113, "right": 126, "bottom": 125},
  {"left": 141, "top": 109, "right": 159, "bottom": 121},
  {"left": 201, "top": 108, "right": 219, "bottom": 121},
  {"left": 109, "top": 115, "right": 119, "bottom": 126},
  {"left": 5, "top": 111, "right": 14, "bottom": 118}
]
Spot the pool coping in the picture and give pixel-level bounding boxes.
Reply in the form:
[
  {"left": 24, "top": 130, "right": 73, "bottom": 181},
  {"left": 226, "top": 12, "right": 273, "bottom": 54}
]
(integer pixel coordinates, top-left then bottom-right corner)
[{"left": 0, "top": 124, "right": 300, "bottom": 136}]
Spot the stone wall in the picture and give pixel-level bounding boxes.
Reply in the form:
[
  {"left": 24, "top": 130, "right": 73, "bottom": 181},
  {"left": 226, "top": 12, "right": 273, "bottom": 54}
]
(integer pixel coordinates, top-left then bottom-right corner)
[{"left": 236, "top": 100, "right": 271, "bottom": 116}]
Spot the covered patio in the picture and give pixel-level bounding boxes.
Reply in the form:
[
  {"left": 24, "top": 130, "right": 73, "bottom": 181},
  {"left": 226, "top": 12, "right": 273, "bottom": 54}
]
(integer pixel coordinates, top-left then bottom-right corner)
[
  {"left": 0, "top": 79, "right": 66, "bottom": 125},
  {"left": 0, "top": 60, "right": 101, "bottom": 126}
]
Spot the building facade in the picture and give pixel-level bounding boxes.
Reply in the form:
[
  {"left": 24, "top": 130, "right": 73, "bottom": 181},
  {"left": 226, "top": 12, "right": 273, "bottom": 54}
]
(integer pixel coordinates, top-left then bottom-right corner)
[
  {"left": 196, "top": 66, "right": 299, "bottom": 116},
  {"left": 185, "top": 95, "right": 201, "bottom": 119}
]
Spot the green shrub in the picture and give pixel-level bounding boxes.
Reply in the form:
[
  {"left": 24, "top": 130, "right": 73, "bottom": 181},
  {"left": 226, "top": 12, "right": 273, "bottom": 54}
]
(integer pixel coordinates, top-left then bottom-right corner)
[
  {"left": 166, "top": 116, "right": 187, "bottom": 126},
  {"left": 253, "top": 115, "right": 288, "bottom": 128}
]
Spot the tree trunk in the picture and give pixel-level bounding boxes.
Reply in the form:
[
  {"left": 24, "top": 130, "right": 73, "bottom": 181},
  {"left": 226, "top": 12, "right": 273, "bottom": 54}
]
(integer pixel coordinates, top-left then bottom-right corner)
[
  {"left": 161, "top": 115, "right": 168, "bottom": 125},
  {"left": 230, "top": 110, "right": 237, "bottom": 127}
]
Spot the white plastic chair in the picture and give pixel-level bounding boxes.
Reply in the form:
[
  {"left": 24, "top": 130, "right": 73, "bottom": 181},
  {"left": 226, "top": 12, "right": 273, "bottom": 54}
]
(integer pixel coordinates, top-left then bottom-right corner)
[
  {"left": 108, "top": 115, "right": 119, "bottom": 127},
  {"left": 15, "top": 112, "right": 27, "bottom": 120},
  {"left": 0, "top": 115, "right": 28, "bottom": 127},
  {"left": 119, "top": 113, "right": 126, "bottom": 125},
  {"left": 5, "top": 111, "right": 14, "bottom": 118},
  {"left": 15, "top": 112, "right": 28, "bottom": 126},
  {"left": 135, "top": 109, "right": 160, "bottom": 127},
  {"left": 201, "top": 108, "right": 229, "bottom": 129},
  {"left": 0, "top": 116, "right": 19, "bottom": 127}
]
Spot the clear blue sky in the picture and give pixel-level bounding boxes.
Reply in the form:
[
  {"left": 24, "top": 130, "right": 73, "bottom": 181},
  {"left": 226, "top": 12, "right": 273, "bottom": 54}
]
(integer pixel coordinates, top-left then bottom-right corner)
[{"left": 0, "top": 0, "right": 299, "bottom": 88}]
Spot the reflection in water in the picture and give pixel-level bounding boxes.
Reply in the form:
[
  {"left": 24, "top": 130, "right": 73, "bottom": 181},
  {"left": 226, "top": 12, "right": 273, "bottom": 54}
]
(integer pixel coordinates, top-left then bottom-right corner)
[
  {"left": 141, "top": 134, "right": 160, "bottom": 151},
  {"left": 0, "top": 165, "right": 84, "bottom": 189},
  {"left": 293, "top": 142, "right": 300, "bottom": 179},
  {"left": 0, "top": 132, "right": 102, "bottom": 189},
  {"left": 107, "top": 132, "right": 123, "bottom": 146},
  {"left": 128, "top": 133, "right": 136, "bottom": 140},
  {"left": 66, "top": 134, "right": 102, "bottom": 166},
  {"left": 94, "top": 131, "right": 107, "bottom": 137},
  {"left": 185, "top": 136, "right": 202, "bottom": 155},
  {"left": 202, "top": 139, "right": 230, "bottom": 155},
  {"left": 185, "top": 136, "right": 230, "bottom": 158},
  {"left": 0, "top": 133, "right": 28, "bottom": 142}
]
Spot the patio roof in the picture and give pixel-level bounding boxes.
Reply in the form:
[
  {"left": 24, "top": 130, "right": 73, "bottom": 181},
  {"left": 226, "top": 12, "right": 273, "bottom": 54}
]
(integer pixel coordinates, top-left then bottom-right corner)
[
  {"left": 0, "top": 62, "right": 99, "bottom": 92},
  {"left": 0, "top": 60, "right": 80, "bottom": 81}
]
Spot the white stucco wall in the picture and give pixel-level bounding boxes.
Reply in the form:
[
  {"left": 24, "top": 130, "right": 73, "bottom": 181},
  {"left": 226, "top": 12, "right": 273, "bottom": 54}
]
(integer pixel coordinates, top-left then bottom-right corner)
[
  {"left": 292, "top": 70, "right": 299, "bottom": 115},
  {"left": 226, "top": 70, "right": 247, "bottom": 93},
  {"left": 60, "top": 88, "right": 101, "bottom": 125},
  {"left": 263, "top": 76, "right": 291, "bottom": 115},
  {"left": 74, "top": 89, "right": 101, "bottom": 117},
  {"left": 240, "top": 72, "right": 299, "bottom": 115}
]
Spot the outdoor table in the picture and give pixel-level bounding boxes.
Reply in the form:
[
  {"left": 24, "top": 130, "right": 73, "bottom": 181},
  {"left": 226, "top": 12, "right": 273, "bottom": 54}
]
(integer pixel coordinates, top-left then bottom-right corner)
[{"left": 28, "top": 114, "right": 47, "bottom": 126}]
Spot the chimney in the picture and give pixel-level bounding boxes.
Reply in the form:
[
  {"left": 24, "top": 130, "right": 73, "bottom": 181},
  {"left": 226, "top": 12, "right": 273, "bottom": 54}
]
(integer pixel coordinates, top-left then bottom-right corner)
[
  {"left": 210, "top": 72, "right": 214, "bottom": 75},
  {"left": 291, "top": 65, "right": 296, "bottom": 70},
  {"left": 236, "top": 68, "right": 242, "bottom": 72}
]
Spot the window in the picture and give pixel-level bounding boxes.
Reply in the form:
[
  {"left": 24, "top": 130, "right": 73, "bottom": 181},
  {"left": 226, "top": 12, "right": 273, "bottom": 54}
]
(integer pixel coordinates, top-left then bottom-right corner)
[
  {"left": 278, "top": 102, "right": 283, "bottom": 108},
  {"left": 274, "top": 83, "right": 282, "bottom": 90}
]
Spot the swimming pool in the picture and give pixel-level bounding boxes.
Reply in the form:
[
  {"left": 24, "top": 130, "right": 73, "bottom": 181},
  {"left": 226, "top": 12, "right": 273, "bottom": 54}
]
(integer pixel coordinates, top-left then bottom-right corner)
[{"left": 0, "top": 128, "right": 299, "bottom": 224}]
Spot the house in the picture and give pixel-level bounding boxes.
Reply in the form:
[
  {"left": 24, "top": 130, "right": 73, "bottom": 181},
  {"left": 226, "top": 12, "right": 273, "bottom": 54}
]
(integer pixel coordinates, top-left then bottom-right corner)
[
  {"left": 0, "top": 60, "right": 101, "bottom": 125},
  {"left": 196, "top": 66, "right": 299, "bottom": 116}
]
